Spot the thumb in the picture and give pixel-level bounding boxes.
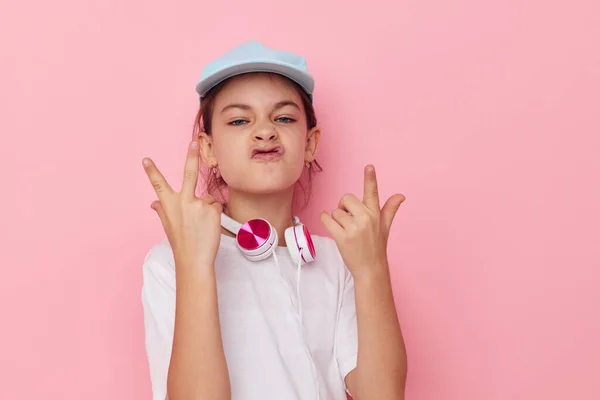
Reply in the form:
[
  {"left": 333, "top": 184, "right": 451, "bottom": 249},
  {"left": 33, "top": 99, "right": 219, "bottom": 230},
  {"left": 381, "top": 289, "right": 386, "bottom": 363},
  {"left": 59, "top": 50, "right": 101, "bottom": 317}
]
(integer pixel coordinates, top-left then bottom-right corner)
[
  {"left": 150, "top": 200, "right": 168, "bottom": 227},
  {"left": 381, "top": 194, "right": 405, "bottom": 233},
  {"left": 320, "top": 211, "right": 344, "bottom": 242}
]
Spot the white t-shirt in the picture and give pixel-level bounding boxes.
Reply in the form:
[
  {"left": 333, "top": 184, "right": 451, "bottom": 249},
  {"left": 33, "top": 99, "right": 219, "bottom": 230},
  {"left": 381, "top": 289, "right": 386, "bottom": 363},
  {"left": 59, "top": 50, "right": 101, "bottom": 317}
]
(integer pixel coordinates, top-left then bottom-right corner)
[{"left": 141, "top": 232, "right": 358, "bottom": 400}]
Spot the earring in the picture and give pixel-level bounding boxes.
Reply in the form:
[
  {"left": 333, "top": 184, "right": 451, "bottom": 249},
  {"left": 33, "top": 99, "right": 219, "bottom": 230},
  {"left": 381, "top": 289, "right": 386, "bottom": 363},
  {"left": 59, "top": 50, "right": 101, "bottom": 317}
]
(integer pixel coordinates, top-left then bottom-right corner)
[
  {"left": 305, "top": 161, "right": 311, "bottom": 169},
  {"left": 212, "top": 165, "right": 218, "bottom": 175}
]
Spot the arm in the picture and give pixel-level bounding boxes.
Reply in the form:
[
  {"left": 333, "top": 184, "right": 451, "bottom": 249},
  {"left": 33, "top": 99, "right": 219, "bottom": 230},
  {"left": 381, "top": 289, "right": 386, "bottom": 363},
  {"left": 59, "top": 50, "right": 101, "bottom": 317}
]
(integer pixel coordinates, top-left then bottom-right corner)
[
  {"left": 142, "top": 140, "right": 231, "bottom": 400},
  {"left": 346, "top": 264, "right": 407, "bottom": 399},
  {"left": 320, "top": 164, "right": 408, "bottom": 400},
  {"left": 167, "top": 263, "right": 231, "bottom": 400}
]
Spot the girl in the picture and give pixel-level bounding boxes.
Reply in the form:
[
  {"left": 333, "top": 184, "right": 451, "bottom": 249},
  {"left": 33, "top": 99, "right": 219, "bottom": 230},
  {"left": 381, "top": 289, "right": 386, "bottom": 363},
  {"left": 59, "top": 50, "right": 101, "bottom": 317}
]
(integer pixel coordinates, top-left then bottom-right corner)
[{"left": 141, "top": 40, "right": 407, "bottom": 400}]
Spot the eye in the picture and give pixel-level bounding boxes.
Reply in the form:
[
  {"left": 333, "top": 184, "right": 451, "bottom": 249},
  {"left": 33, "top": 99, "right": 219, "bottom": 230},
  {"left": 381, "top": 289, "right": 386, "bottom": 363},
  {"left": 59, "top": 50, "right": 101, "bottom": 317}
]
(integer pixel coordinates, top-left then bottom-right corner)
[
  {"left": 276, "top": 117, "right": 296, "bottom": 123},
  {"left": 228, "top": 119, "right": 248, "bottom": 126}
]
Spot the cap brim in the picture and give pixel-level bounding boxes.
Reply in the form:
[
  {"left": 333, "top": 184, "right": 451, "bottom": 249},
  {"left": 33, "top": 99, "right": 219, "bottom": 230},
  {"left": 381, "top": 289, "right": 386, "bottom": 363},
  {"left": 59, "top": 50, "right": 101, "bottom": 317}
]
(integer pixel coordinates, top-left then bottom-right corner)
[{"left": 195, "top": 61, "right": 314, "bottom": 100}]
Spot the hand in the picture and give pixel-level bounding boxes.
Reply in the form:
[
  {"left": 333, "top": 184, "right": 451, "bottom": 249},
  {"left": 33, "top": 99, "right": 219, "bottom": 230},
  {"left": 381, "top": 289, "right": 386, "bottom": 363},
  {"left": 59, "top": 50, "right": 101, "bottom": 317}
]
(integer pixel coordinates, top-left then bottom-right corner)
[
  {"left": 320, "top": 165, "right": 405, "bottom": 279},
  {"left": 142, "top": 140, "right": 223, "bottom": 267}
]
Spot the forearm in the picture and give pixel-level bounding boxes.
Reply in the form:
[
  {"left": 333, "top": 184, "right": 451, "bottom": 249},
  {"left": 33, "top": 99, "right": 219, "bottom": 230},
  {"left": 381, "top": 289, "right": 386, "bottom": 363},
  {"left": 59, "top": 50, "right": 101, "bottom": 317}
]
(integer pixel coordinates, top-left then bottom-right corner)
[
  {"left": 353, "top": 265, "right": 407, "bottom": 399},
  {"left": 167, "top": 263, "right": 230, "bottom": 400}
]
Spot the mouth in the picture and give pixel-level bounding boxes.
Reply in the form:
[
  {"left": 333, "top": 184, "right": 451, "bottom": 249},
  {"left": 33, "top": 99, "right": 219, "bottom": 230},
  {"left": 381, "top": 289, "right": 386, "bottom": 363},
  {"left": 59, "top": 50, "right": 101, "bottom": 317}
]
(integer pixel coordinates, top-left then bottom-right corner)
[{"left": 251, "top": 145, "right": 284, "bottom": 161}]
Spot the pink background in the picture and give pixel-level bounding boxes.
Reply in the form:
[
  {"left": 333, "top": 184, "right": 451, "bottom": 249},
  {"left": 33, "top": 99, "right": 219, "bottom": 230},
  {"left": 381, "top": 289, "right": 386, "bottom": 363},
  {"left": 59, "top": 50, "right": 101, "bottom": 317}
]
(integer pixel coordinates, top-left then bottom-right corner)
[{"left": 2, "top": 0, "right": 599, "bottom": 399}]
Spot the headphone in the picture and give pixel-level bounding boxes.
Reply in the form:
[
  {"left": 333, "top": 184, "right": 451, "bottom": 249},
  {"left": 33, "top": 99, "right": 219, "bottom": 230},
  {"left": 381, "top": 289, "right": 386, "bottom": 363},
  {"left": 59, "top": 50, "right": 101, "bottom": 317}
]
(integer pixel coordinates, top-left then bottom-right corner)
[
  {"left": 220, "top": 212, "right": 321, "bottom": 398},
  {"left": 220, "top": 213, "right": 316, "bottom": 265}
]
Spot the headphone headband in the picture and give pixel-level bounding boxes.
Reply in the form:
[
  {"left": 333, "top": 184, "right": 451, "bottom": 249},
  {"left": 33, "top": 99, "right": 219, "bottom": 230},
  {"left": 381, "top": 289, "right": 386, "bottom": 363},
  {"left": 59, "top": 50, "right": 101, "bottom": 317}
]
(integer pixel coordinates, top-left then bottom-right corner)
[{"left": 220, "top": 213, "right": 242, "bottom": 234}]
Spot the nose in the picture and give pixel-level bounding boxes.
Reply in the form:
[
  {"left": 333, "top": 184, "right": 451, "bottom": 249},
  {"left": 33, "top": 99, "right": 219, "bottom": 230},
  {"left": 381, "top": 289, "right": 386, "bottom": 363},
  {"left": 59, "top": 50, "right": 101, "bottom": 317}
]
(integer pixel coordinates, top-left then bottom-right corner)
[{"left": 253, "top": 121, "right": 279, "bottom": 142}]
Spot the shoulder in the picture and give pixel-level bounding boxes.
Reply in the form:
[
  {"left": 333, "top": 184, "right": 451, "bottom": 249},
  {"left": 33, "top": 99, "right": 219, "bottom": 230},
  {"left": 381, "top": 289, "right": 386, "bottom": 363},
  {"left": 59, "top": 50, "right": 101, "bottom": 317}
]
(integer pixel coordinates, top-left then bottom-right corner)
[
  {"left": 310, "top": 234, "right": 338, "bottom": 255},
  {"left": 142, "top": 239, "right": 176, "bottom": 286},
  {"left": 144, "top": 239, "right": 174, "bottom": 266},
  {"left": 309, "top": 234, "right": 348, "bottom": 273}
]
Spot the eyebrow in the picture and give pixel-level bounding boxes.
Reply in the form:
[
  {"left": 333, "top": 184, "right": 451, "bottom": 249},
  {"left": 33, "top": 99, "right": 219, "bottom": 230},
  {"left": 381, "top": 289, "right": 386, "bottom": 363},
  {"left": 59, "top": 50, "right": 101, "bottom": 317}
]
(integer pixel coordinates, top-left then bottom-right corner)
[{"left": 220, "top": 100, "right": 300, "bottom": 114}]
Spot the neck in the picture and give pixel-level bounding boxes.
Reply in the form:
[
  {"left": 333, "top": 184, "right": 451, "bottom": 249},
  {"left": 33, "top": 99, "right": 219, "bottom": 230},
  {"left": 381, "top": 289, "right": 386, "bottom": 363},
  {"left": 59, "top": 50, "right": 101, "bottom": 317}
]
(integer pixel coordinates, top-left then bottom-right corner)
[{"left": 223, "top": 187, "right": 295, "bottom": 247}]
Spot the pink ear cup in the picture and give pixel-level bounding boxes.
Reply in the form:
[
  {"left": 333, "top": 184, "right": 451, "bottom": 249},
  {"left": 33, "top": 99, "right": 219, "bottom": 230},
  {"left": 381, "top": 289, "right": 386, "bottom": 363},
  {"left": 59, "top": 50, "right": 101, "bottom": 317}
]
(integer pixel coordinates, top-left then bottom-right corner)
[
  {"left": 284, "top": 223, "right": 316, "bottom": 265},
  {"left": 236, "top": 218, "right": 278, "bottom": 261},
  {"left": 301, "top": 225, "right": 316, "bottom": 261}
]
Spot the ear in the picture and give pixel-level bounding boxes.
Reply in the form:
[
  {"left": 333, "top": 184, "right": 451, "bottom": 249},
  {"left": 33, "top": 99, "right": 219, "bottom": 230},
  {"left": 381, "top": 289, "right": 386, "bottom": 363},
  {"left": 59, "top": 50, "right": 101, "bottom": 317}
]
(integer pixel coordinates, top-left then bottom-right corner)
[
  {"left": 197, "top": 131, "right": 217, "bottom": 167},
  {"left": 304, "top": 126, "right": 321, "bottom": 162}
]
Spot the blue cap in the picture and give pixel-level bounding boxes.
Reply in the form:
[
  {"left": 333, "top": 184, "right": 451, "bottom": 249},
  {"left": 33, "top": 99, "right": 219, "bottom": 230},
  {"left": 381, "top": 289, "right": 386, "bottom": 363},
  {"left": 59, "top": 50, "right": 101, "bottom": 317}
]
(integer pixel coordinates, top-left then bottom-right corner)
[{"left": 195, "top": 40, "right": 314, "bottom": 102}]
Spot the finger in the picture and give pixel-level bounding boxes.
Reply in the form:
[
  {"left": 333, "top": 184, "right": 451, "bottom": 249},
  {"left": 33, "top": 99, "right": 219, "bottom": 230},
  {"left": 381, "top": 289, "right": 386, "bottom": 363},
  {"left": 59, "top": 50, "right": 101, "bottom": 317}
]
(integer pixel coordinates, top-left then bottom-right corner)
[
  {"left": 181, "top": 141, "right": 200, "bottom": 198},
  {"left": 331, "top": 208, "right": 353, "bottom": 228},
  {"left": 363, "top": 164, "right": 380, "bottom": 211},
  {"left": 143, "top": 158, "right": 173, "bottom": 200},
  {"left": 199, "top": 194, "right": 217, "bottom": 204},
  {"left": 211, "top": 201, "right": 223, "bottom": 213},
  {"left": 381, "top": 194, "right": 406, "bottom": 233},
  {"left": 338, "top": 193, "right": 365, "bottom": 216},
  {"left": 150, "top": 200, "right": 167, "bottom": 227},
  {"left": 320, "top": 211, "right": 344, "bottom": 241}
]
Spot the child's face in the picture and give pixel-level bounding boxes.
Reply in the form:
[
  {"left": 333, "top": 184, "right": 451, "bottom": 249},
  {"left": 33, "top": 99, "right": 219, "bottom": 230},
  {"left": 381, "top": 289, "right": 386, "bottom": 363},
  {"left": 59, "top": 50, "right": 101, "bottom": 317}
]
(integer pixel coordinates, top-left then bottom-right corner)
[{"left": 202, "top": 73, "right": 319, "bottom": 196}]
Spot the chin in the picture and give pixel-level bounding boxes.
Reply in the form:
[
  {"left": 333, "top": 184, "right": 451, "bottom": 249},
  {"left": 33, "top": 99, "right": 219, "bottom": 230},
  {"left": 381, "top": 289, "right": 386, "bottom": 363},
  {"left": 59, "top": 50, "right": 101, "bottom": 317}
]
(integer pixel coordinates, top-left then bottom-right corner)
[
  {"left": 241, "top": 180, "right": 296, "bottom": 195},
  {"left": 229, "top": 172, "right": 301, "bottom": 195}
]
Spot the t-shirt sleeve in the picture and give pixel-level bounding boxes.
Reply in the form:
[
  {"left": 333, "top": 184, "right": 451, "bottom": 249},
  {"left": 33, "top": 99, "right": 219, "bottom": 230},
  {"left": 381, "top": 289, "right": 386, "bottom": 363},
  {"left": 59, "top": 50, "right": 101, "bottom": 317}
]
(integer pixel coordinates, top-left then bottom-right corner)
[
  {"left": 335, "top": 262, "right": 359, "bottom": 390},
  {"left": 141, "top": 242, "right": 176, "bottom": 400}
]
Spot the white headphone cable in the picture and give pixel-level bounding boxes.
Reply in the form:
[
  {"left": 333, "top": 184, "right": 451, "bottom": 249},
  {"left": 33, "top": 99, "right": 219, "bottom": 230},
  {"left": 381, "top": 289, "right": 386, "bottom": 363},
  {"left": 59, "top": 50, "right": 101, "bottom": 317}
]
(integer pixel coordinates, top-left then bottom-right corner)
[{"left": 271, "top": 250, "right": 321, "bottom": 400}]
